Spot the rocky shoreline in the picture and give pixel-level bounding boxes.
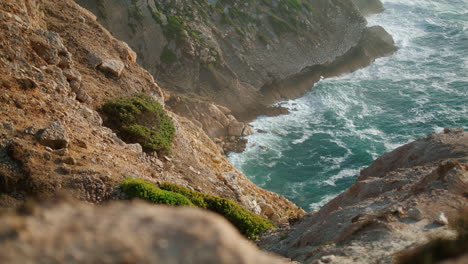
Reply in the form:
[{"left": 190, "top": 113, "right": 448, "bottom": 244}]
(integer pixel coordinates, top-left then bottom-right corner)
[{"left": 1, "top": 0, "right": 466, "bottom": 263}]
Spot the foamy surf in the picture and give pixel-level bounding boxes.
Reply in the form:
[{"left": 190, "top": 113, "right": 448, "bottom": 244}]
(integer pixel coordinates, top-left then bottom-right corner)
[{"left": 229, "top": 0, "right": 468, "bottom": 210}]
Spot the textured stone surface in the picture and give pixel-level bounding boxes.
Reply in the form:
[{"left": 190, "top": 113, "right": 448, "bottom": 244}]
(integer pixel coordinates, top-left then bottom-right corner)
[
  {"left": 260, "top": 130, "right": 468, "bottom": 263},
  {"left": 0, "top": 201, "right": 288, "bottom": 264},
  {"left": 35, "top": 121, "right": 70, "bottom": 149},
  {"left": 98, "top": 59, "right": 125, "bottom": 77}
]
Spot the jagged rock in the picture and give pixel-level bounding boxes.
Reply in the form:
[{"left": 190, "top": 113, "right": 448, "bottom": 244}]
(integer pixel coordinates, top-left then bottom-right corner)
[
  {"left": 16, "top": 77, "right": 38, "bottom": 90},
  {"left": 259, "top": 131, "right": 468, "bottom": 263},
  {"left": 242, "top": 125, "right": 254, "bottom": 136},
  {"left": 0, "top": 201, "right": 287, "bottom": 264},
  {"left": 62, "top": 68, "right": 81, "bottom": 82},
  {"left": 30, "top": 29, "right": 67, "bottom": 65},
  {"left": 87, "top": 51, "right": 102, "bottom": 68},
  {"left": 98, "top": 59, "right": 125, "bottom": 77},
  {"left": 351, "top": 0, "right": 384, "bottom": 16},
  {"left": 121, "top": 41, "right": 137, "bottom": 63},
  {"left": 35, "top": 121, "right": 69, "bottom": 149},
  {"left": 228, "top": 120, "right": 245, "bottom": 137},
  {"left": 62, "top": 156, "right": 76, "bottom": 165}
]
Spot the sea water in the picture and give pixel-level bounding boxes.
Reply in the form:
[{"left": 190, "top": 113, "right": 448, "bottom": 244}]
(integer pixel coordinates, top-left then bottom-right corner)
[{"left": 229, "top": 0, "right": 468, "bottom": 210}]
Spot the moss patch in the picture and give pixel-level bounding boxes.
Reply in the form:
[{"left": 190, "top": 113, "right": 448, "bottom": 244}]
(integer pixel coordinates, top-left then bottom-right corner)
[
  {"left": 101, "top": 93, "right": 175, "bottom": 154},
  {"left": 120, "top": 178, "right": 193, "bottom": 206},
  {"left": 160, "top": 182, "right": 275, "bottom": 238},
  {"left": 119, "top": 178, "right": 275, "bottom": 238}
]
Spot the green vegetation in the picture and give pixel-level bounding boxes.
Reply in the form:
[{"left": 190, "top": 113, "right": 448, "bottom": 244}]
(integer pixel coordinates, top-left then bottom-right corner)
[
  {"left": 118, "top": 178, "right": 275, "bottom": 238},
  {"left": 257, "top": 33, "right": 270, "bottom": 45},
  {"left": 101, "top": 93, "right": 175, "bottom": 154},
  {"left": 160, "top": 46, "right": 177, "bottom": 64},
  {"left": 120, "top": 178, "right": 193, "bottom": 206},
  {"left": 268, "top": 14, "right": 296, "bottom": 35},
  {"left": 397, "top": 210, "right": 468, "bottom": 264},
  {"left": 160, "top": 182, "right": 275, "bottom": 238}
]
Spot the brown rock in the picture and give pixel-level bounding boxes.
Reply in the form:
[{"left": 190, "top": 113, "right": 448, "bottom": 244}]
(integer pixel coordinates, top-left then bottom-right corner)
[
  {"left": 0, "top": 201, "right": 288, "bottom": 264},
  {"left": 35, "top": 121, "right": 69, "bottom": 149},
  {"left": 98, "top": 59, "right": 125, "bottom": 77},
  {"left": 228, "top": 120, "right": 245, "bottom": 137}
]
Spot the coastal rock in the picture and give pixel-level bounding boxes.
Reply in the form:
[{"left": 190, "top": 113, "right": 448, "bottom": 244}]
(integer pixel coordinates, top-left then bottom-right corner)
[
  {"left": 0, "top": 201, "right": 288, "bottom": 264},
  {"left": 98, "top": 59, "right": 125, "bottom": 77},
  {"left": 228, "top": 120, "right": 245, "bottom": 137},
  {"left": 35, "top": 121, "right": 69, "bottom": 150},
  {"left": 259, "top": 131, "right": 468, "bottom": 263},
  {"left": 351, "top": 0, "right": 384, "bottom": 16}
]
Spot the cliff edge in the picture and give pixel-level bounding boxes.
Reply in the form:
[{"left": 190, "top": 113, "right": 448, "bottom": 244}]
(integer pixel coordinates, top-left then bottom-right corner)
[{"left": 259, "top": 129, "right": 468, "bottom": 263}]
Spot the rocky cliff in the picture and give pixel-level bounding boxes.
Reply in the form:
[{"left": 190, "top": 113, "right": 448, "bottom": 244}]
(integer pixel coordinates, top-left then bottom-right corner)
[
  {"left": 259, "top": 129, "right": 468, "bottom": 263},
  {"left": 75, "top": 0, "right": 396, "bottom": 141},
  {"left": 0, "top": 0, "right": 303, "bottom": 222}
]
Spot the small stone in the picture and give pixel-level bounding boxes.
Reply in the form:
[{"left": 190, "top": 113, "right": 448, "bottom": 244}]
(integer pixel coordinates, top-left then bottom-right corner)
[
  {"left": 53, "top": 148, "right": 68, "bottom": 156},
  {"left": 396, "top": 207, "right": 405, "bottom": 216},
  {"left": 321, "top": 255, "right": 336, "bottom": 263},
  {"left": 98, "top": 59, "right": 125, "bottom": 77},
  {"left": 17, "top": 78, "right": 37, "bottom": 90},
  {"left": 57, "top": 166, "right": 71, "bottom": 175},
  {"left": 62, "top": 68, "right": 81, "bottom": 82},
  {"left": 87, "top": 52, "right": 103, "bottom": 68},
  {"left": 164, "top": 156, "right": 172, "bottom": 162},
  {"left": 45, "top": 147, "right": 53, "bottom": 152},
  {"left": 154, "top": 159, "right": 164, "bottom": 168},
  {"left": 43, "top": 152, "right": 51, "bottom": 161},
  {"left": 35, "top": 121, "right": 69, "bottom": 149},
  {"left": 407, "top": 208, "right": 423, "bottom": 221},
  {"left": 126, "top": 143, "right": 142, "bottom": 153},
  {"left": 24, "top": 126, "right": 37, "bottom": 135},
  {"left": 2, "top": 121, "right": 13, "bottom": 131},
  {"left": 435, "top": 212, "right": 449, "bottom": 225},
  {"left": 62, "top": 157, "right": 76, "bottom": 165}
]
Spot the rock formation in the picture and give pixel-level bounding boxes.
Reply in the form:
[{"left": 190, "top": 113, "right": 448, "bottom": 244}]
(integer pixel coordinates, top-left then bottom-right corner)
[
  {"left": 259, "top": 129, "right": 468, "bottom": 263},
  {"left": 0, "top": 200, "right": 291, "bottom": 264},
  {"left": 75, "top": 0, "right": 397, "bottom": 139},
  {"left": 0, "top": 0, "right": 303, "bottom": 222}
]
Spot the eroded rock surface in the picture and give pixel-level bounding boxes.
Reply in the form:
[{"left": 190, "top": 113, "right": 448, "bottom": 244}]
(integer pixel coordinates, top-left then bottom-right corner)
[
  {"left": 0, "top": 200, "right": 290, "bottom": 264},
  {"left": 259, "top": 130, "right": 468, "bottom": 263}
]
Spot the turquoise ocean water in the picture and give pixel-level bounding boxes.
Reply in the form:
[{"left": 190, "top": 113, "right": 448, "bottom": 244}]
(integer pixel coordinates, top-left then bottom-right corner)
[{"left": 229, "top": 0, "right": 468, "bottom": 210}]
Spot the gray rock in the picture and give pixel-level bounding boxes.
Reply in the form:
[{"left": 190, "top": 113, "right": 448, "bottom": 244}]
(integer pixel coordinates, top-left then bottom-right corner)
[
  {"left": 36, "top": 121, "right": 69, "bottom": 149},
  {"left": 2, "top": 121, "right": 13, "bottom": 131},
  {"left": 407, "top": 208, "right": 423, "bottom": 221},
  {"left": 98, "top": 59, "right": 125, "bottom": 77},
  {"left": 126, "top": 143, "right": 143, "bottom": 153}
]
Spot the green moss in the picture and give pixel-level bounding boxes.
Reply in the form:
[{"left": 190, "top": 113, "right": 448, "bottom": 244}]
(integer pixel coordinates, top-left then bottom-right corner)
[
  {"left": 120, "top": 178, "right": 193, "bottom": 206},
  {"left": 160, "top": 182, "right": 275, "bottom": 238},
  {"left": 160, "top": 46, "right": 177, "bottom": 64},
  {"left": 101, "top": 93, "right": 175, "bottom": 154}
]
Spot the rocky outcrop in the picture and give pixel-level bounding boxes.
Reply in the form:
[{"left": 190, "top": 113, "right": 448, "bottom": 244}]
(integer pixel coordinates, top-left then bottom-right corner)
[
  {"left": 259, "top": 129, "right": 468, "bottom": 263},
  {"left": 0, "top": 200, "right": 290, "bottom": 264},
  {"left": 75, "top": 0, "right": 396, "bottom": 127},
  {"left": 0, "top": 0, "right": 303, "bottom": 221},
  {"left": 351, "top": 0, "right": 385, "bottom": 16}
]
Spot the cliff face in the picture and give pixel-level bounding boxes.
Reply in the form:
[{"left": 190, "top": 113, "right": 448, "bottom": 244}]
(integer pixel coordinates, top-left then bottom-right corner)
[
  {"left": 260, "top": 129, "right": 468, "bottom": 263},
  {"left": 0, "top": 0, "right": 303, "bottom": 221},
  {"left": 75, "top": 0, "right": 396, "bottom": 138}
]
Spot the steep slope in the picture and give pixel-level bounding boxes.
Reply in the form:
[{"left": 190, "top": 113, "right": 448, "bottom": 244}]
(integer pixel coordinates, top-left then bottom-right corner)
[
  {"left": 0, "top": 0, "right": 303, "bottom": 221},
  {"left": 260, "top": 129, "right": 468, "bottom": 263},
  {"left": 75, "top": 0, "right": 397, "bottom": 139}
]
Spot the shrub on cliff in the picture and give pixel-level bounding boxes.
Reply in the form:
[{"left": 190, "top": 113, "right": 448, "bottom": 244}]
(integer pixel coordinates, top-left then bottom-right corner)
[
  {"left": 120, "top": 178, "right": 193, "bottom": 206},
  {"left": 101, "top": 93, "right": 175, "bottom": 154},
  {"left": 160, "top": 182, "right": 275, "bottom": 238},
  {"left": 119, "top": 178, "right": 275, "bottom": 238}
]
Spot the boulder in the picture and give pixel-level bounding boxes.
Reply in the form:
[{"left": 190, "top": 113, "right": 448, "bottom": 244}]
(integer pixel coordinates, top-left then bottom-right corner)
[
  {"left": 98, "top": 59, "right": 125, "bottom": 77},
  {"left": 0, "top": 201, "right": 288, "bottom": 264},
  {"left": 228, "top": 120, "right": 245, "bottom": 137},
  {"left": 35, "top": 121, "right": 69, "bottom": 149}
]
